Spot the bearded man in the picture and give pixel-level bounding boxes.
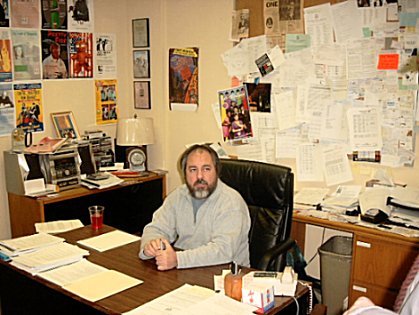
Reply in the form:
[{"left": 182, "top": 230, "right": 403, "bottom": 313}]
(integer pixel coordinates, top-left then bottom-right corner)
[{"left": 139, "top": 144, "right": 250, "bottom": 270}]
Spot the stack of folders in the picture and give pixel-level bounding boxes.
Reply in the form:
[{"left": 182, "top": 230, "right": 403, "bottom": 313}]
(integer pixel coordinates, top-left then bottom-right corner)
[{"left": 0, "top": 233, "right": 89, "bottom": 275}]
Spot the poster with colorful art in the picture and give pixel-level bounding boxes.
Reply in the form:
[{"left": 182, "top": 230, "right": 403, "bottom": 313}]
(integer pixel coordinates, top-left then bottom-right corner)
[
  {"left": 68, "top": 32, "right": 93, "bottom": 78},
  {"left": 14, "top": 83, "right": 44, "bottom": 133},
  {"left": 41, "top": 30, "right": 69, "bottom": 79},
  {"left": 0, "top": 30, "right": 12, "bottom": 82},
  {"left": 169, "top": 47, "right": 198, "bottom": 111},
  {"left": 11, "top": 29, "right": 42, "bottom": 81},
  {"left": 218, "top": 85, "right": 253, "bottom": 142},
  {"left": 0, "top": 83, "right": 15, "bottom": 136},
  {"left": 41, "top": 0, "right": 67, "bottom": 30},
  {"left": 95, "top": 79, "right": 117, "bottom": 125},
  {"left": 0, "top": 0, "right": 10, "bottom": 27}
]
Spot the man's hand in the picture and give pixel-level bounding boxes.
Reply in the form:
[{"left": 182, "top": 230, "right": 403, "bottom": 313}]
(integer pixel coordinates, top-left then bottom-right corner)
[
  {"left": 155, "top": 239, "right": 177, "bottom": 271},
  {"left": 143, "top": 238, "right": 163, "bottom": 258}
]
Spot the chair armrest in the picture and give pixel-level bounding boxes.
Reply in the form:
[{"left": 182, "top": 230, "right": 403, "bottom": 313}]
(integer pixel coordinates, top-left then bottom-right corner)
[{"left": 257, "top": 238, "right": 296, "bottom": 271}]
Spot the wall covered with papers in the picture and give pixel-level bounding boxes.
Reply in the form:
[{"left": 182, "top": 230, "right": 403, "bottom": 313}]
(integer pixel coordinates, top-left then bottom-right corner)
[{"left": 228, "top": 0, "right": 418, "bottom": 187}]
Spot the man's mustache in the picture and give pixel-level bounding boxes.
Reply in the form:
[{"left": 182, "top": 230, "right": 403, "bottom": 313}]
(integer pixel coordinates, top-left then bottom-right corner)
[{"left": 194, "top": 179, "right": 208, "bottom": 186}]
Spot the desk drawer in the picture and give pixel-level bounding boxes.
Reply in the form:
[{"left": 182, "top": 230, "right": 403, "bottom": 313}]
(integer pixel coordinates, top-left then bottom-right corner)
[
  {"left": 350, "top": 282, "right": 397, "bottom": 309},
  {"left": 352, "top": 235, "right": 417, "bottom": 290}
]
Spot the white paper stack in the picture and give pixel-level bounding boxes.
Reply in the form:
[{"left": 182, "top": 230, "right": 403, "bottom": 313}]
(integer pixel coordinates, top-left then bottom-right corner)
[
  {"left": 0, "top": 233, "right": 65, "bottom": 257},
  {"left": 10, "top": 242, "right": 89, "bottom": 274}
]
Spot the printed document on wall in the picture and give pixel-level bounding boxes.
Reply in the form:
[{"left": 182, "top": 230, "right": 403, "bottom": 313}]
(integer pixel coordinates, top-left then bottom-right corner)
[
  {"left": 347, "top": 107, "right": 382, "bottom": 151},
  {"left": 322, "top": 145, "right": 353, "bottom": 187},
  {"left": 296, "top": 143, "right": 323, "bottom": 182}
]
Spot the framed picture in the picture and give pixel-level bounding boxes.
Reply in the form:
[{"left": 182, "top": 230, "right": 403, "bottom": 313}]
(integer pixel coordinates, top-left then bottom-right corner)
[
  {"left": 132, "top": 18, "right": 149, "bottom": 48},
  {"left": 133, "top": 50, "right": 150, "bottom": 78},
  {"left": 134, "top": 81, "right": 151, "bottom": 109},
  {"left": 51, "top": 111, "right": 80, "bottom": 139}
]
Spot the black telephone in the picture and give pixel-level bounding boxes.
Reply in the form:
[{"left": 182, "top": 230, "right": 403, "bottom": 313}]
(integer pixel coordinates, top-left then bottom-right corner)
[{"left": 360, "top": 207, "right": 389, "bottom": 224}]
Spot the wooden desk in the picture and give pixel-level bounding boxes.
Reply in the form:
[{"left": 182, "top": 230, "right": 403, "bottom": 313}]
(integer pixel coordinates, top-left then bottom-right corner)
[
  {"left": 7, "top": 173, "right": 166, "bottom": 237},
  {"left": 292, "top": 212, "right": 419, "bottom": 309},
  {"left": 0, "top": 225, "right": 310, "bottom": 315}
]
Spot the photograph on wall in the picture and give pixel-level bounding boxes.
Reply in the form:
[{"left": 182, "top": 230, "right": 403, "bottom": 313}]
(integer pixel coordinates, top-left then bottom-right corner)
[
  {"left": 51, "top": 111, "right": 80, "bottom": 138},
  {"left": 169, "top": 47, "right": 199, "bottom": 111},
  {"left": 68, "top": 31, "right": 93, "bottom": 78},
  {"left": 132, "top": 18, "right": 149, "bottom": 48},
  {"left": 0, "top": 30, "right": 13, "bottom": 82},
  {"left": 10, "top": 0, "right": 40, "bottom": 28},
  {"left": 134, "top": 81, "right": 150, "bottom": 109},
  {"left": 133, "top": 50, "right": 150, "bottom": 79},
  {"left": 41, "top": 30, "right": 69, "bottom": 79},
  {"left": 14, "top": 83, "right": 44, "bottom": 133},
  {"left": 0, "top": 0, "right": 10, "bottom": 27},
  {"left": 0, "top": 83, "right": 15, "bottom": 136},
  {"left": 244, "top": 82, "right": 272, "bottom": 112},
  {"left": 67, "top": 0, "right": 94, "bottom": 31},
  {"left": 11, "top": 29, "right": 41, "bottom": 81},
  {"left": 230, "top": 9, "right": 249, "bottom": 42},
  {"left": 95, "top": 79, "right": 118, "bottom": 125},
  {"left": 94, "top": 33, "right": 117, "bottom": 78},
  {"left": 218, "top": 85, "right": 253, "bottom": 142},
  {"left": 41, "top": 0, "right": 67, "bottom": 30}
]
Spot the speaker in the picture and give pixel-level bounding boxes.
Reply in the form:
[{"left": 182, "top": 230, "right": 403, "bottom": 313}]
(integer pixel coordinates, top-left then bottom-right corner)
[
  {"left": 77, "top": 142, "right": 97, "bottom": 175},
  {"left": 114, "top": 141, "right": 148, "bottom": 170}
]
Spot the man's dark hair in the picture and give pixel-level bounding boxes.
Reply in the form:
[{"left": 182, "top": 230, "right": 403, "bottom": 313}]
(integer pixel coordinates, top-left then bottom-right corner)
[{"left": 179, "top": 144, "right": 220, "bottom": 178}]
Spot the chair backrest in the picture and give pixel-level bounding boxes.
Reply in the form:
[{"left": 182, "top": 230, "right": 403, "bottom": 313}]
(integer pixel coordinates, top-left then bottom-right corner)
[{"left": 219, "top": 158, "right": 294, "bottom": 270}]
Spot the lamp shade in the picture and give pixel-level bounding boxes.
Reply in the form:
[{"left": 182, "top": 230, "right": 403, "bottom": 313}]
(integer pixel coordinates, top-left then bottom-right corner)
[{"left": 116, "top": 117, "right": 155, "bottom": 146}]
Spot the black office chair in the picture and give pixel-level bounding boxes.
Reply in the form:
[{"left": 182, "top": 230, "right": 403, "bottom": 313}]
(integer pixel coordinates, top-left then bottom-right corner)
[{"left": 219, "top": 158, "right": 295, "bottom": 271}]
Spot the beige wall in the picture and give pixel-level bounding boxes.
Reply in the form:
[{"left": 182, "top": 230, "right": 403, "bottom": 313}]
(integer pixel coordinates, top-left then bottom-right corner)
[{"left": 0, "top": 0, "right": 417, "bottom": 240}]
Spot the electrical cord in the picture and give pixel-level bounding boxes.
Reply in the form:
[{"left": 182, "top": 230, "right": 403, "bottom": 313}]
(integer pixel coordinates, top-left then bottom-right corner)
[
  {"left": 292, "top": 296, "right": 300, "bottom": 315},
  {"left": 306, "top": 227, "right": 326, "bottom": 265},
  {"left": 298, "top": 280, "right": 313, "bottom": 314}
]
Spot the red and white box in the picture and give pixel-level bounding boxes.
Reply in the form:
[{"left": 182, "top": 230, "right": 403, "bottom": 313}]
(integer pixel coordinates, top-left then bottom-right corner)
[{"left": 242, "top": 283, "right": 275, "bottom": 314}]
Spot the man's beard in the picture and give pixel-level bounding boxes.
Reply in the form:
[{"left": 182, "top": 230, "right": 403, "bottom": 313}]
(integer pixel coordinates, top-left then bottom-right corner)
[{"left": 187, "top": 178, "right": 217, "bottom": 199}]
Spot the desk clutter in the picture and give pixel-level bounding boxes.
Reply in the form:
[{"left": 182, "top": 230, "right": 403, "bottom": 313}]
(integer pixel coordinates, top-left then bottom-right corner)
[
  {"left": 3, "top": 129, "right": 156, "bottom": 196},
  {"left": 0, "top": 227, "right": 307, "bottom": 314},
  {"left": 294, "top": 183, "right": 419, "bottom": 238},
  {"left": 0, "top": 230, "right": 143, "bottom": 302}
]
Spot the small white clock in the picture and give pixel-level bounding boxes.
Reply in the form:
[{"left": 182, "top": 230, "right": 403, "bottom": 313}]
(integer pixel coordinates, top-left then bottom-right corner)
[{"left": 127, "top": 148, "right": 146, "bottom": 171}]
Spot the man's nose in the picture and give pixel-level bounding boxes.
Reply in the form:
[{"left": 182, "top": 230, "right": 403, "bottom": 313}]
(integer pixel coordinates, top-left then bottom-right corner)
[{"left": 196, "top": 169, "right": 203, "bottom": 179}]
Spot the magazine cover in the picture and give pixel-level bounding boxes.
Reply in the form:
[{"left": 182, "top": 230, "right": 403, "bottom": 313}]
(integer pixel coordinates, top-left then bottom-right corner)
[
  {"left": 41, "top": 0, "right": 67, "bottom": 30},
  {"left": 41, "top": 30, "right": 69, "bottom": 79},
  {"left": 0, "top": 30, "right": 12, "bottom": 82},
  {"left": 0, "top": 83, "right": 15, "bottom": 136},
  {"left": 0, "top": 0, "right": 10, "bottom": 27},
  {"left": 14, "top": 83, "right": 44, "bottom": 133},
  {"left": 169, "top": 47, "right": 199, "bottom": 111},
  {"left": 68, "top": 31, "right": 93, "bottom": 78},
  {"left": 67, "top": 0, "right": 93, "bottom": 31},
  {"left": 10, "top": 0, "right": 40, "bottom": 28},
  {"left": 218, "top": 85, "right": 253, "bottom": 142},
  {"left": 95, "top": 79, "right": 118, "bottom": 125},
  {"left": 11, "top": 29, "right": 41, "bottom": 81}
]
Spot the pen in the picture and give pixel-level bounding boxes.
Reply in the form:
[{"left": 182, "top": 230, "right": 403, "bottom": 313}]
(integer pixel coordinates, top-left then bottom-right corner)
[
  {"left": 160, "top": 239, "right": 166, "bottom": 250},
  {"left": 81, "top": 179, "right": 100, "bottom": 188},
  {"left": 0, "top": 251, "right": 11, "bottom": 262}
]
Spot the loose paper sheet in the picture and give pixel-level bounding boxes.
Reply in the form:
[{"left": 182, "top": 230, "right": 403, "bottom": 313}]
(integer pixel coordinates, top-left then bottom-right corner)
[
  {"left": 77, "top": 230, "right": 140, "bottom": 252},
  {"left": 63, "top": 270, "right": 142, "bottom": 302}
]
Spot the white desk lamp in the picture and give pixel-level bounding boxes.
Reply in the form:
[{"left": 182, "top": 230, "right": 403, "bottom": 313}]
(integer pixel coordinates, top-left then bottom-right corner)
[{"left": 116, "top": 115, "right": 155, "bottom": 171}]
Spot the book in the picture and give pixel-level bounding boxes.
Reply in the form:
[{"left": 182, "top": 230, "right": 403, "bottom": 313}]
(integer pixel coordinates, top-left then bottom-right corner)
[{"left": 24, "top": 136, "right": 68, "bottom": 154}]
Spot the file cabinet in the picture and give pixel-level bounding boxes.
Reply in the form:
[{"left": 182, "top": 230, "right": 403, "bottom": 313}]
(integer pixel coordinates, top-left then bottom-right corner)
[{"left": 292, "top": 214, "right": 419, "bottom": 309}]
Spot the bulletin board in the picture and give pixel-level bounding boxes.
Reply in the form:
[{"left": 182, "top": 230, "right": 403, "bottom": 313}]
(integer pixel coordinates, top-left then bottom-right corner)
[
  {"left": 227, "top": 0, "right": 419, "bottom": 185},
  {"left": 235, "top": 0, "right": 346, "bottom": 37}
]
